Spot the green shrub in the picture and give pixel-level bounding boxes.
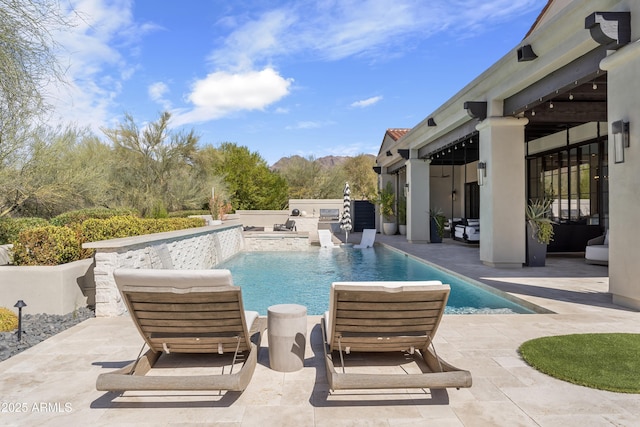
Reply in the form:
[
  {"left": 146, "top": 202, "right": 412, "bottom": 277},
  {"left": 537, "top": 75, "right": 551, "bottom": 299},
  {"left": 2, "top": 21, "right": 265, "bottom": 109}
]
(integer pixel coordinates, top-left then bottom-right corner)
[
  {"left": 50, "top": 208, "right": 139, "bottom": 227},
  {"left": 0, "top": 307, "right": 18, "bottom": 332},
  {"left": 10, "top": 216, "right": 206, "bottom": 266},
  {"left": 0, "top": 217, "right": 50, "bottom": 244},
  {"left": 12, "top": 226, "right": 81, "bottom": 266},
  {"left": 80, "top": 216, "right": 146, "bottom": 243}
]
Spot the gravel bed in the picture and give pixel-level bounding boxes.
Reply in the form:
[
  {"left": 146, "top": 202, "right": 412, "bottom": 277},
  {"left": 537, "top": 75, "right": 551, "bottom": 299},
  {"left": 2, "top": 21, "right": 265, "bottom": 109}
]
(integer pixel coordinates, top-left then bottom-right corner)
[{"left": 0, "top": 307, "right": 95, "bottom": 362}]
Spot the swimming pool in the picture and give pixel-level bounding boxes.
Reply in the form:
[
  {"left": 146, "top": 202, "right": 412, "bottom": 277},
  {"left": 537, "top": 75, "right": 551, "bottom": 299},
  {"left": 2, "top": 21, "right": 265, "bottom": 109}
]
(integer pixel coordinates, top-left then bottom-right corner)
[{"left": 218, "top": 246, "right": 536, "bottom": 315}]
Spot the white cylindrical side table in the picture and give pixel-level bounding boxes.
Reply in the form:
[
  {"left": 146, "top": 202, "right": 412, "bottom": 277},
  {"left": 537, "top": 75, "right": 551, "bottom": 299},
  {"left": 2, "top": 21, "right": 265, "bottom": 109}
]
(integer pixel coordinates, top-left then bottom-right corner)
[{"left": 267, "top": 304, "right": 307, "bottom": 372}]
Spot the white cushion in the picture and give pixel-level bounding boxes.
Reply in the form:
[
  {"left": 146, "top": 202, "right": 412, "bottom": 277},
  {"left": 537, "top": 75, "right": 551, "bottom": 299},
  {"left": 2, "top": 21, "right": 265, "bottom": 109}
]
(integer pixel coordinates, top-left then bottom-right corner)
[
  {"left": 585, "top": 244, "right": 608, "bottom": 262},
  {"left": 113, "top": 268, "right": 234, "bottom": 291}
]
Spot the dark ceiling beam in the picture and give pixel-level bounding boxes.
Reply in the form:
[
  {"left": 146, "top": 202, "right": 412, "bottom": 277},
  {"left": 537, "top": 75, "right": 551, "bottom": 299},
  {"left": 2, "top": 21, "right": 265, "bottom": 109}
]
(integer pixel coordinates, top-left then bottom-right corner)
[
  {"left": 417, "top": 121, "right": 478, "bottom": 159},
  {"left": 524, "top": 101, "right": 607, "bottom": 123},
  {"left": 504, "top": 45, "right": 607, "bottom": 115}
]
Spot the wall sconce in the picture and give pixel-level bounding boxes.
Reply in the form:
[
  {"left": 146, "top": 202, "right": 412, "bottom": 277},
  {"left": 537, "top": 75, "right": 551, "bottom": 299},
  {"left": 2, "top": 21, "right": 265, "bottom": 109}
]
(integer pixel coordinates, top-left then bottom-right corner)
[
  {"left": 427, "top": 117, "right": 437, "bottom": 126},
  {"left": 477, "top": 162, "right": 486, "bottom": 186},
  {"left": 404, "top": 183, "right": 409, "bottom": 197},
  {"left": 386, "top": 150, "right": 392, "bottom": 156},
  {"left": 452, "top": 189, "right": 457, "bottom": 201},
  {"left": 612, "top": 120, "right": 629, "bottom": 164}
]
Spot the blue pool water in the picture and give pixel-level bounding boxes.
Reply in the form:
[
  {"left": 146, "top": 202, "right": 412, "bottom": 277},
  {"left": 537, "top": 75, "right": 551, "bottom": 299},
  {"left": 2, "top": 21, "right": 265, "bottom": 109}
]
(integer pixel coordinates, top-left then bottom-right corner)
[{"left": 218, "top": 246, "right": 536, "bottom": 315}]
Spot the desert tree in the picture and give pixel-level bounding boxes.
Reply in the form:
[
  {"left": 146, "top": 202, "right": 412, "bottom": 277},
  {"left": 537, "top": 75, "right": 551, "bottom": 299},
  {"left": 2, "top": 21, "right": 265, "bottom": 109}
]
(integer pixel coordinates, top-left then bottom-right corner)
[{"left": 102, "top": 112, "right": 202, "bottom": 216}]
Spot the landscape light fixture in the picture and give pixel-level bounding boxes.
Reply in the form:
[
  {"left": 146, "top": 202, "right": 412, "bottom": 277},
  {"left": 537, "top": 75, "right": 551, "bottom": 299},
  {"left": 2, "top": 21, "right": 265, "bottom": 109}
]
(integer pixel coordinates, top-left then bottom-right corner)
[{"left": 14, "top": 300, "right": 27, "bottom": 341}]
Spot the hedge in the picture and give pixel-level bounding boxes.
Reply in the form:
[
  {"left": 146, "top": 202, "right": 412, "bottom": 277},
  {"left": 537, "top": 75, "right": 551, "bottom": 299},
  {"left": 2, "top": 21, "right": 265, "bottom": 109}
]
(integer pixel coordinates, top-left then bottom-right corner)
[
  {"left": 12, "top": 226, "right": 81, "bottom": 266},
  {"left": 11, "top": 216, "right": 206, "bottom": 266},
  {"left": 50, "top": 207, "right": 139, "bottom": 227},
  {"left": 0, "top": 217, "right": 50, "bottom": 245}
]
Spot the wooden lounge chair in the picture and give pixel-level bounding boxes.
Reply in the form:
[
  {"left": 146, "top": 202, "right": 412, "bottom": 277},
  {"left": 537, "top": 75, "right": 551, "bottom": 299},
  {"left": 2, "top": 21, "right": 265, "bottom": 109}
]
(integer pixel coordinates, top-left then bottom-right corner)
[
  {"left": 321, "top": 281, "right": 472, "bottom": 391},
  {"left": 96, "top": 268, "right": 265, "bottom": 392}
]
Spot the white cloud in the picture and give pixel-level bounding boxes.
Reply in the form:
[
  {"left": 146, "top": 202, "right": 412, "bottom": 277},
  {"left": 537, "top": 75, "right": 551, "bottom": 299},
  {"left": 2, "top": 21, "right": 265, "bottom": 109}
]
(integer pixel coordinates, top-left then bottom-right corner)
[
  {"left": 210, "top": 1, "right": 542, "bottom": 68},
  {"left": 45, "top": 0, "right": 158, "bottom": 131},
  {"left": 285, "top": 121, "right": 323, "bottom": 130},
  {"left": 351, "top": 96, "right": 383, "bottom": 108},
  {"left": 171, "top": 68, "right": 293, "bottom": 126},
  {"left": 148, "top": 82, "right": 171, "bottom": 110}
]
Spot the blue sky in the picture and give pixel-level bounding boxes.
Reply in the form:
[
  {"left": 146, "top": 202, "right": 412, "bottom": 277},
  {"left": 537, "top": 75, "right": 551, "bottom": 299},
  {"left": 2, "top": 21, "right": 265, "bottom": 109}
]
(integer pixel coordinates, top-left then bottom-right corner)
[{"left": 48, "top": 0, "right": 547, "bottom": 165}]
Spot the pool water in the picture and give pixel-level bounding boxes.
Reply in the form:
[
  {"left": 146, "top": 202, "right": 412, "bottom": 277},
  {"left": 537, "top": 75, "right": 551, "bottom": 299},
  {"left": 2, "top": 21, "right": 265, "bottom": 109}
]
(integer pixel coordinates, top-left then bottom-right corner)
[{"left": 218, "top": 246, "right": 536, "bottom": 315}]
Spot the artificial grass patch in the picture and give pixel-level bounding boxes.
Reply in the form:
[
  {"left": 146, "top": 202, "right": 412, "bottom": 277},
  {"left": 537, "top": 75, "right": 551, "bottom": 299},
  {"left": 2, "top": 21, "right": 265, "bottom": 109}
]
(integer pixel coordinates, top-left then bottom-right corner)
[{"left": 519, "top": 333, "right": 640, "bottom": 393}]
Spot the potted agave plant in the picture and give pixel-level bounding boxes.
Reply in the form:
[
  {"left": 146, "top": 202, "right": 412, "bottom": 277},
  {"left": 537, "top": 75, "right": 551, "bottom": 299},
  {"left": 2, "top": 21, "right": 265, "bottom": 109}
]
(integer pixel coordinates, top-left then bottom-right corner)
[
  {"left": 429, "top": 208, "right": 446, "bottom": 243},
  {"left": 526, "top": 198, "right": 554, "bottom": 266}
]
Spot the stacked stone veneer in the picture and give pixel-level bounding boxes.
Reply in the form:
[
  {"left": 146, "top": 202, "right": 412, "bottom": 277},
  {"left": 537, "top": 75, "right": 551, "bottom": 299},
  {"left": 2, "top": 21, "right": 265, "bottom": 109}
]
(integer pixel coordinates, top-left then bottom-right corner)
[
  {"left": 242, "top": 232, "right": 311, "bottom": 252},
  {"left": 89, "top": 224, "right": 244, "bottom": 317}
]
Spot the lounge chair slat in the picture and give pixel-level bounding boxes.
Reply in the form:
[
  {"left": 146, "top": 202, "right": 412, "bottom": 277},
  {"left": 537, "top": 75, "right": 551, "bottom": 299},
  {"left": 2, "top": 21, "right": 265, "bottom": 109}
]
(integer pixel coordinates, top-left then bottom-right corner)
[
  {"left": 141, "top": 325, "right": 246, "bottom": 333},
  {"left": 337, "top": 301, "right": 445, "bottom": 311},
  {"left": 338, "top": 291, "right": 448, "bottom": 303},
  {"left": 135, "top": 311, "right": 239, "bottom": 320},
  {"left": 131, "top": 302, "right": 241, "bottom": 312},
  {"left": 126, "top": 291, "right": 239, "bottom": 303},
  {"left": 335, "top": 325, "right": 435, "bottom": 334},
  {"left": 139, "top": 318, "right": 243, "bottom": 328},
  {"left": 336, "top": 308, "right": 442, "bottom": 319}
]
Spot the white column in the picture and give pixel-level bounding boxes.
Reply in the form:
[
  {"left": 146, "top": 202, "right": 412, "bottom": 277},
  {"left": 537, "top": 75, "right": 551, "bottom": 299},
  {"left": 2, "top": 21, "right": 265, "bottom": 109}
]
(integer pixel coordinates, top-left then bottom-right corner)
[
  {"left": 406, "top": 157, "right": 430, "bottom": 243},
  {"left": 477, "top": 116, "right": 528, "bottom": 268},
  {"left": 601, "top": 41, "right": 640, "bottom": 310}
]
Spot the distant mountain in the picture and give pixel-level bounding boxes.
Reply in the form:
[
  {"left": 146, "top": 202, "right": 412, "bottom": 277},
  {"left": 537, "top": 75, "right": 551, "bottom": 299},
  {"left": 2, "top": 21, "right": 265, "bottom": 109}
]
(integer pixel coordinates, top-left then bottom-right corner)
[{"left": 271, "top": 154, "right": 374, "bottom": 170}]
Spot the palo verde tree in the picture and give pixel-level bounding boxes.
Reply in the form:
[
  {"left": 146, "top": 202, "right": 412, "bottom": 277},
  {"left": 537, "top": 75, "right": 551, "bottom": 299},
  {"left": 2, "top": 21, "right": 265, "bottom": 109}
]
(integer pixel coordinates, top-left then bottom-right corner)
[
  {"left": 0, "top": 0, "right": 69, "bottom": 168},
  {"left": 103, "top": 112, "right": 203, "bottom": 217}
]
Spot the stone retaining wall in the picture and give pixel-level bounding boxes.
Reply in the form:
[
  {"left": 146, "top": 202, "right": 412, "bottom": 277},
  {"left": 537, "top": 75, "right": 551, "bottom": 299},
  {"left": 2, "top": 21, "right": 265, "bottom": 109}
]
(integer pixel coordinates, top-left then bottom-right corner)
[
  {"left": 243, "top": 232, "right": 311, "bottom": 251},
  {"left": 85, "top": 222, "right": 244, "bottom": 317}
]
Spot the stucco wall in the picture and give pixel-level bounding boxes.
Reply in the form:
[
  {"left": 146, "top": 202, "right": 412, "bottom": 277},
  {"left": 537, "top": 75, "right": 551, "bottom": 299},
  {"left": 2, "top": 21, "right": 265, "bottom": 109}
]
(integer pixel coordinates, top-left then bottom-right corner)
[
  {"left": 601, "top": 35, "right": 640, "bottom": 309},
  {"left": 0, "top": 258, "right": 94, "bottom": 315}
]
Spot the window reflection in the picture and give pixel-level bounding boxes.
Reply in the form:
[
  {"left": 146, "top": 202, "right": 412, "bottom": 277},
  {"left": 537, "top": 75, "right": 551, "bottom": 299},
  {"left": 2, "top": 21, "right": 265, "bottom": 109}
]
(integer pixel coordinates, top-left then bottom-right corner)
[{"left": 527, "top": 140, "right": 608, "bottom": 227}]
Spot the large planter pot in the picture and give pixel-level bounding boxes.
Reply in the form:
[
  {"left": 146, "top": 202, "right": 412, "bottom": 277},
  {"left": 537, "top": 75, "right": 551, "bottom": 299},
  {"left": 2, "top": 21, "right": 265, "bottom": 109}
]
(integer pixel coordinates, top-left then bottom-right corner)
[
  {"left": 430, "top": 218, "right": 442, "bottom": 243},
  {"left": 398, "top": 224, "right": 407, "bottom": 235},
  {"left": 526, "top": 223, "right": 547, "bottom": 266},
  {"left": 383, "top": 222, "right": 397, "bottom": 235}
]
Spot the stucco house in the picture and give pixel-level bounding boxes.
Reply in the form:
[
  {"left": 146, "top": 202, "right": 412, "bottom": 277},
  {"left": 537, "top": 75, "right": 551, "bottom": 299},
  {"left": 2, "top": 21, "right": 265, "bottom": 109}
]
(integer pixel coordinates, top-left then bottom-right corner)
[{"left": 374, "top": 0, "right": 640, "bottom": 309}]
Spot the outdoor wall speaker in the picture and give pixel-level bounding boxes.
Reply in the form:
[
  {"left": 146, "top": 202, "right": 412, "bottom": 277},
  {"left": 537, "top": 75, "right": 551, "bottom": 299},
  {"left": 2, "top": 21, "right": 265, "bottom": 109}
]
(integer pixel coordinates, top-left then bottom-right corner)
[{"left": 517, "top": 45, "right": 537, "bottom": 62}]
